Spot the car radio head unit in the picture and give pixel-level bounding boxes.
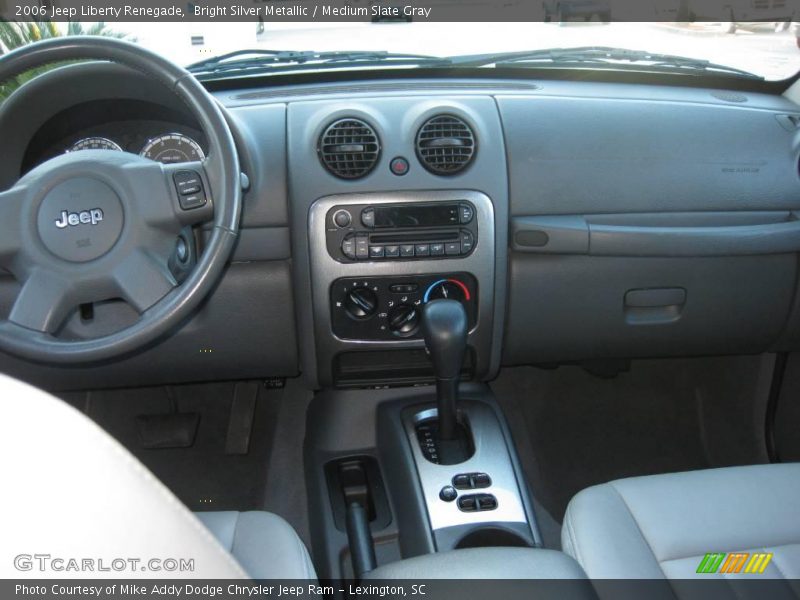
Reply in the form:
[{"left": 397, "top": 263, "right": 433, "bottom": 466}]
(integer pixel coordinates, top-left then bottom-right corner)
[{"left": 326, "top": 201, "right": 477, "bottom": 262}]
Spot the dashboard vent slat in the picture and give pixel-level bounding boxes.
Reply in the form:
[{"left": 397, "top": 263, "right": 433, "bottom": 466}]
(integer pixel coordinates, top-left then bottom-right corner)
[
  {"left": 318, "top": 118, "right": 380, "bottom": 179},
  {"left": 416, "top": 114, "right": 476, "bottom": 175}
]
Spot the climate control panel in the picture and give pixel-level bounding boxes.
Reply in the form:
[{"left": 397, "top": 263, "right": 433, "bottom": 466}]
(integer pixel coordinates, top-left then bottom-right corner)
[{"left": 331, "top": 273, "right": 478, "bottom": 341}]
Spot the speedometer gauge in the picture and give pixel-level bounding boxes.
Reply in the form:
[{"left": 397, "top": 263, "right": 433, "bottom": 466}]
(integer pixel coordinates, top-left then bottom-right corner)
[
  {"left": 67, "top": 137, "right": 123, "bottom": 153},
  {"left": 140, "top": 133, "right": 205, "bottom": 164}
]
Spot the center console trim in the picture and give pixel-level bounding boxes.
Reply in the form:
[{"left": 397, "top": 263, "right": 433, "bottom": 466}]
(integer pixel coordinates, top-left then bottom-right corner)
[
  {"left": 308, "top": 190, "right": 496, "bottom": 386},
  {"left": 403, "top": 402, "right": 529, "bottom": 532}
]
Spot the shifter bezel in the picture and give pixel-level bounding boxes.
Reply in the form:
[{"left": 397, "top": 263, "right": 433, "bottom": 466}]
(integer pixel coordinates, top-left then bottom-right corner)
[{"left": 403, "top": 402, "right": 530, "bottom": 537}]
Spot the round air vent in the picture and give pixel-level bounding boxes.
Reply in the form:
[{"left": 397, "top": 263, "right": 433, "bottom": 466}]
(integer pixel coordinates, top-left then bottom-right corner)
[
  {"left": 318, "top": 118, "right": 380, "bottom": 179},
  {"left": 416, "top": 114, "right": 476, "bottom": 176}
]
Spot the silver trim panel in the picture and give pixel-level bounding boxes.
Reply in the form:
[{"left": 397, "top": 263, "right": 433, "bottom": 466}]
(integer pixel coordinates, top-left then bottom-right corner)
[
  {"left": 404, "top": 401, "right": 528, "bottom": 532},
  {"left": 308, "top": 190, "right": 496, "bottom": 384}
]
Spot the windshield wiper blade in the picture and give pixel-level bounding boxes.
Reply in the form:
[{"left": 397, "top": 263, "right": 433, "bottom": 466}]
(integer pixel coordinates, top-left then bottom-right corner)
[
  {"left": 447, "top": 46, "right": 763, "bottom": 80},
  {"left": 186, "top": 49, "right": 448, "bottom": 76}
]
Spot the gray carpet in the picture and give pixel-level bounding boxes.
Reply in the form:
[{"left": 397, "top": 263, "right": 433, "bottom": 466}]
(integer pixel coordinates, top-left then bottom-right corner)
[
  {"left": 492, "top": 355, "right": 772, "bottom": 533},
  {"left": 60, "top": 377, "right": 312, "bottom": 545},
  {"left": 775, "top": 352, "right": 800, "bottom": 463}
]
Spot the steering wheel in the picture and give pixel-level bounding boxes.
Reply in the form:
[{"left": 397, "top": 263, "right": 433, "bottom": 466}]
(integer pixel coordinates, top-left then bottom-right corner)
[{"left": 0, "top": 37, "right": 241, "bottom": 363}]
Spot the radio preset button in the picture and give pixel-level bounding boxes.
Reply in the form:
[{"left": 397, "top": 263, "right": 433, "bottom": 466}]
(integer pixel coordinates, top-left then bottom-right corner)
[
  {"left": 369, "top": 246, "right": 385, "bottom": 258},
  {"left": 415, "top": 244, "right": 430, "bottom": 257},
  {"left": 430, "top": 243, "right": 445, "bottom": 256},
  {"left": 400, "top": 244, "right": 415, "bottom": 257},
  {"left": 385, "top": 245, "right": 400, "bottom": 258},
  {"left": 361, "top": 208, "right": 375, "bottom": 228},
  {"left": 445, "top": 242, "right": 461, "bottom": 256}
]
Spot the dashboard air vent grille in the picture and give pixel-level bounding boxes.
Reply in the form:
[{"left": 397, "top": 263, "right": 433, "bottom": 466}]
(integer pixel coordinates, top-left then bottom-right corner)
[
  {"left": 318, "top": 118, "right": 380, "bottom": 179},
  {"left": 416, "top": 114, "right": 476, "bottom": 175}
]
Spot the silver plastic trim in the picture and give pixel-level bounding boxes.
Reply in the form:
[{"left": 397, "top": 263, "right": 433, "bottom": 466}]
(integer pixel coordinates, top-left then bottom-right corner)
[
  {"left": 307, "top": 191, "right": 496, "bottom": 384},
  {"left": 404, "top": 401, "right": 528, "bottom": 531}
]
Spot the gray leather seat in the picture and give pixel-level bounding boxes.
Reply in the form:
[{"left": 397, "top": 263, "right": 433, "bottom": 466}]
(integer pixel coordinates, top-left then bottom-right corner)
[
  {"left": 196, "top": 511, "right": 316, "bottom": 579},
  {"left": 365, "top": 547, "right": 588, "bottom": 579},
  {"left": 0, "top": 373, "right": 315, "bottom": 579},
  {"left": 562, "top": 463, "right": 800, "bottom": 579}
]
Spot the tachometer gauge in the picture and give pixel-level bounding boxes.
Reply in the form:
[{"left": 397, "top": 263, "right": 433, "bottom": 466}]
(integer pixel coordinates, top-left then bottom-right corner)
[
  {"left": 67, "top": 137, "right": 123, "bottom": 153},
  {"left": 140, "top": 133, "right": 205, "bottom": 164}
]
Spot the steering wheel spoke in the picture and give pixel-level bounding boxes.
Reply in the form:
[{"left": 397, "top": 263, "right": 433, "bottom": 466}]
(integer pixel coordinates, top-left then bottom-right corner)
[
  {"left": 113, "top": 250, "right": 177, "bottom": 314},
  {"left": 132, "top": 160, "right": 215, "bottom": 233},
  {"left": 0, "top": 37, "right": 240, "bottom": 363},
  {"left": 163, "top": 160, "right": 216, "bottom": 227},
  {"left": 0, "top": 183, "right": 28, "bottom": 267},
  {"left": 8, "top": 269, "right": 75, "bottom": 334}
]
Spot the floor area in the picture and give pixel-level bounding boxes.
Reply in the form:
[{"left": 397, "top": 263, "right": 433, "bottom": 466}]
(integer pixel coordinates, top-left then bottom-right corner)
[
  {"left": 492, "top": 354, "right": 775, "bottom": 548},
  {"left": 55, "top": 352, "right": 795, "bottom": 555},
  {"left": 60, "top": 377, "right": 313, "bottom": 546}
]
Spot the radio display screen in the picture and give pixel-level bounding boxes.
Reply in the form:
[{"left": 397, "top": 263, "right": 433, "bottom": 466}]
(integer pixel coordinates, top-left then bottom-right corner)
[{"left": 374, "top": 204, "right": 460, "bottom": 228}]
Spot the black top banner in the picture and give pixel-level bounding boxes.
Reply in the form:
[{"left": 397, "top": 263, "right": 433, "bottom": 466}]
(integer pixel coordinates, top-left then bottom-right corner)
[{"left": 1, "top": 0, "right": 798, "bottom": 22}]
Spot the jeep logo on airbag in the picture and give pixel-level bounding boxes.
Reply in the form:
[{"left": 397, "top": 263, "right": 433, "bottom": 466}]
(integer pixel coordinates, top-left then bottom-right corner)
[{"left": 55, "top": 208, "right": 104, "bottom": 229}]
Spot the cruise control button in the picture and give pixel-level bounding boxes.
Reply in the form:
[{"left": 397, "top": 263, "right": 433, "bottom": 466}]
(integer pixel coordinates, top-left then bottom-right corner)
[
  {"left": 400, "top": 244, "right": 415, "bottom": 257},
  {"left": 414, "top": 244, "right": 430, "bottom": 257},
  {"left": 173, "top": 170, "right": 202, "bottom": 192},
  {"left": 445, "top": 242, "right": 461, "bottom": 256},
  {"left": 430, "top": 243, "right": 445, "bottom": 256},
  {"left": 369, "top": 246, "right": 385, "bottom": 258},
  {"left": 181, "top": 184, "right": 201, "bottom": 195},
  {"left": 385, "top": 245, "right": 400, "bottom": 258},
  {"left": 179, "top": 194, "right": 206, "bottom": 210}
]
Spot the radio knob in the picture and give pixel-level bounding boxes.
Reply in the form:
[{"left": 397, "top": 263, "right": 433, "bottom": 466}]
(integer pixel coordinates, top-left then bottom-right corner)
[
  {"left": 344, "top": 287, "right": 378, "bottom": 319},
  {"left": 388, "top": 303, "right": 419, "bottom": 337},
  {"left": 333, "top": 209, "right": 352, "bottom": 228}
]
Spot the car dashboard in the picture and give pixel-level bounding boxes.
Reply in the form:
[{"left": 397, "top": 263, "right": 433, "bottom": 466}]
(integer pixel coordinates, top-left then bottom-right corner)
[{"left": 1, "top": 61, "right": 800, "bottom": 391}]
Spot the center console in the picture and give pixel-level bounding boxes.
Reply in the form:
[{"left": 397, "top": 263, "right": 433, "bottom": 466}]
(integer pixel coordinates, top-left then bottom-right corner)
[
  {"left": 307, "top": 190, "right": 498, "bottom": 387},
  {"left": 305, "top": 190, "right": 539, "bottom": 581}
]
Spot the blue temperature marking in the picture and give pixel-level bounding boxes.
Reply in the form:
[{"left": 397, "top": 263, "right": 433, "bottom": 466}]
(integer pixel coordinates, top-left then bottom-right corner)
[{"left": 423, "top": 279, "right": 448, "bottom": 303}]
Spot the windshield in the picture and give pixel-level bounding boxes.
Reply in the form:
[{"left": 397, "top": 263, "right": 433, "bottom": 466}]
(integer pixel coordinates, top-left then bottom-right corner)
[{"left": 6, "top": 21, "right": 800, "bottom": 81}]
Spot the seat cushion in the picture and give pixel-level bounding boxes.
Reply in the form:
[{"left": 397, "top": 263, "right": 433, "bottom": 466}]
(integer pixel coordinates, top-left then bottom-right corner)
[
  {"left": 196, "top": 511, "right": 316, "bottom": 579},
  {"left": 364, "top": 547, "right": 587, "bottom": 579},
  {"left": 562, "top": 463, "right": 800, "bottom": 579}
]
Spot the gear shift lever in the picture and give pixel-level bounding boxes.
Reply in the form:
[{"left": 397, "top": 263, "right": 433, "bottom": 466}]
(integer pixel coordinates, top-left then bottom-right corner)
[{"left": 422, "top": 299, "right": 467, "bottom": 443}]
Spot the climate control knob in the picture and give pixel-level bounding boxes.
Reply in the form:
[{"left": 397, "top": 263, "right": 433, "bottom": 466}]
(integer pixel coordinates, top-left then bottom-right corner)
[
  {"left": 424, "top": 278, "right": 471, "bottom": 303},
  {"left": 344, "top": 287, "right": 378, "bottom": 319},
  {"left": 388, "top": 303, "right": 419, "bottom": 337}
]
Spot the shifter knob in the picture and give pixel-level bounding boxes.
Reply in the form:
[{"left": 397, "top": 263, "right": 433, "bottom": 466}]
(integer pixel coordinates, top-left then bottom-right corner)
[
  {"left": 422, "top": 299, "right": 467, "bottom": 380},
  {"left": 423, "top": 300, "right": 467, "bottom": 443}
]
